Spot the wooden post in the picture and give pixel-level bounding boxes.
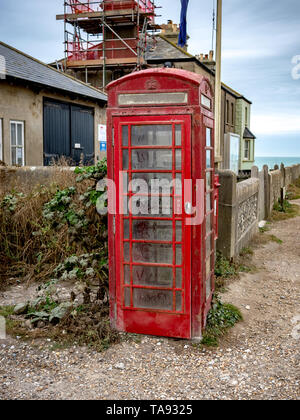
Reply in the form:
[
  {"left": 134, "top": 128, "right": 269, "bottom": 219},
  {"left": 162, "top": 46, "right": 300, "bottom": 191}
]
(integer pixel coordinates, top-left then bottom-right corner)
[{"left": 214, "top": 0, "right": 222, "bottom": 167}]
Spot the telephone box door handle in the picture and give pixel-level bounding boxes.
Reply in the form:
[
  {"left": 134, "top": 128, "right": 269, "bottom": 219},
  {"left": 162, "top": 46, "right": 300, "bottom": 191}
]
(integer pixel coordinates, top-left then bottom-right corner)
[{"left": 185, "top": 202, "right": 193, "bottom": 215}]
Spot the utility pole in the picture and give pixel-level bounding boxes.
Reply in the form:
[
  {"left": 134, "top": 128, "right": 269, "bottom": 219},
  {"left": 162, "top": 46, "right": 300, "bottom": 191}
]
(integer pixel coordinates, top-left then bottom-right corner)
[{"left": 214, "top": 0, "right": 222, "bottom": 167}]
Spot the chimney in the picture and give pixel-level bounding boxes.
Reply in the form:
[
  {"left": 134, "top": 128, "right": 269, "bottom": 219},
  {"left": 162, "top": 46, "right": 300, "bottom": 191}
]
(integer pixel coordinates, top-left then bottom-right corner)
[
  {"left": 160, "top": 20, "right": 190, "bottom": 51},
  {"left": 196, "top": 50, "right": 216, "bottom": 71}
]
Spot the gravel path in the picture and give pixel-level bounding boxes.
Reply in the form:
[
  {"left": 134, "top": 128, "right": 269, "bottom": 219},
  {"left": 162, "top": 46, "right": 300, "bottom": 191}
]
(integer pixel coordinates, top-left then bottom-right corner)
[{"left": 0, "top": 203, "right": 299, "bottom": 400}]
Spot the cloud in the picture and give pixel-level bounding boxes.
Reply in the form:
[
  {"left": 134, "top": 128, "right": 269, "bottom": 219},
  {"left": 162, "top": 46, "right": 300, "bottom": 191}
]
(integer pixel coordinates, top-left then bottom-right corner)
[
  {"left": 252, "top": 113, "right": 300, "bottom": 135},
  {"left": 222, "top": 48, "right": 277, "bottom": 59}
]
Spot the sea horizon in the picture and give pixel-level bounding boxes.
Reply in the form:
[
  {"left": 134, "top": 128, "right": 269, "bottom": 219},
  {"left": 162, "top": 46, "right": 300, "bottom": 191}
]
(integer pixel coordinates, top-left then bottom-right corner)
[{"left": 254, "top": 156, "right": 300, "bottom": 170}]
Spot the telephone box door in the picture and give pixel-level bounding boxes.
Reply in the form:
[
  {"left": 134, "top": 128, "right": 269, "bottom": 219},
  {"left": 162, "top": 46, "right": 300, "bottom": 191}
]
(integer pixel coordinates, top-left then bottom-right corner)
[{"left": 114, "top": 115, "right": 192, "bottom": 339}]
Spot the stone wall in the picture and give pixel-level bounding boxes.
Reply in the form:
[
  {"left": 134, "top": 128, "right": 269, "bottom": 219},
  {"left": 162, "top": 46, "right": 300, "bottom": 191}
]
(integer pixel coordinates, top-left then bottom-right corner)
[
  {"left": 217, "top": 170, "right": 259, "bottom": 259},
  {"left": 217, "top": 163, "right": 300, "bottom": 259}
]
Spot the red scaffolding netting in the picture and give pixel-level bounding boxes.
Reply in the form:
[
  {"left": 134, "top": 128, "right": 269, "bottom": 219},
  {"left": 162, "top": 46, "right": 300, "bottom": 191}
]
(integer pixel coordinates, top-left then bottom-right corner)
[
  {"left": 67, "top": 0, "right": 155, "bottom": 14},
  {"left": 65, "top": 0, "right": 156, "bottom": 64}
]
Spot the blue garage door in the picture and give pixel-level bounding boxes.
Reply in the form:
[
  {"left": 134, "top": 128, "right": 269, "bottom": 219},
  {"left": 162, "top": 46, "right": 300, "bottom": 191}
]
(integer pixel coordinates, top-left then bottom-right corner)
[{"left": 43, "top": 99, "right": 94, "bottom": 166}]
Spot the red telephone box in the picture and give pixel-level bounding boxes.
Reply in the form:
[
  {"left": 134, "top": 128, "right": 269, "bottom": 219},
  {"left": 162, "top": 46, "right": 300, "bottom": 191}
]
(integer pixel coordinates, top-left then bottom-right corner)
[{"left": 106, "top": 68, "right": 217, "bottom": 340}]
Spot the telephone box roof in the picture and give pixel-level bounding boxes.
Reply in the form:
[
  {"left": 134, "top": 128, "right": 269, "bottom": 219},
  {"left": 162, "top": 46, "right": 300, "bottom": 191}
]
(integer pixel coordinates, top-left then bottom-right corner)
[{"left": 106, "top": 68, "right": 205, "bottom": 90}]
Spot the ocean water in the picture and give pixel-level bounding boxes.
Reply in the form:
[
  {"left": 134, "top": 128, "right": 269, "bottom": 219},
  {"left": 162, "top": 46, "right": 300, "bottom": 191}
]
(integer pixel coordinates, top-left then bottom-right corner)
[{"left": 254, "top": 157, "right": 300, "bottom": 170}]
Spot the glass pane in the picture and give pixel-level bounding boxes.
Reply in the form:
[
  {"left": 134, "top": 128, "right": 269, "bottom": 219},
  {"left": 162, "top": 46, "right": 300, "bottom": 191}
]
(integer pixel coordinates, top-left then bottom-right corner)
[
  {"left": 123, "top": 219, "right": 130, "bottom": 239},
  {"left": 132, "top": 220, "right": 173, "bottom": 241},
  {"left": 124, "top": 243, "right": 130, "bottom": 262},
  {"left": 123, "top": 196, "right": 129, "bottom": 215},
  {"left": 133, "top": 289, "right": 173, "bottom": 311},
  {"left": 175, "top": 175, "right": 182, "bottom": 195},
  {"left": 206, "top": 128, "right": 212, "bottom": 147},
  {"left": 206, "top": 257, "right": 211, "bottom": 279},
  {"left": 176, "top": 222, "right": 182, "bottom": 242},
  {"left": 132, "top": 266, "right": 173, "bottom": 287},
  {"left": 176, "top": 245, "right": 182, "bottom": 265},
  {"left": 132, "top": 243, "right": 173, "bottom": 264},
  {"left": 124, "top": 265, "right": 130, "bottom": 285},
  {"left": 206, "top": 276, "right": 211, "bottom": 299},
  {"left": 122, "top": 126, "right": 129, "bottom": 146},
  {"left": 122, "top": 172, "right": 128, "bottom": 193},
  {"left": 122, "top": 151, "right": 129, "bottom": 170},
  {"left": 131, "top": 125, "right": 172, "bottom": 146},
  {"left": 124, "top": 287, "right": 131, "bottom": 307},
  {"left": 11, "top": 147, "right": 16, "bottom": 165},
  {"left": 131, "top": 195, "right": 173, "bottom": 218},
  {"left": 11, "top": 123, "right": 16, "bottom": 146},
  {"left": 17, "top": 148, "right": 23, "bottom": 166},
  {"left": 176, "top": 268, "right": 182, "bottom": 288},
  {"left": 206, "top": 193, "right": 212, "bottom": 212},
  {"left": 206, "top": 150, "right": 212, "bottom": 168},
  {"left": 206, "top": 214, "right": 212, "bottom": 234},
  {"left": 131, "top": 173, "right": 173, "bottom": 193},
  {"left": 175, "top": 150, "right": 182, "bottom": 170},
  {"left": 132, "top": 149, "right": 172, "bottom": 170},
  {"left": 176, "top": 292, "right": 182, "bottom": 312},
  {"left": 206, "top": 235, "right": 212, "bottom": 257},
  {"left": 175, "top": 125, "right": 182, "bottom": 146},
  {"left": 206, "top": 172, "right": 212, "bottom": 190},
  {"left": 17, "top": 124, "right": 23, "bottom": 146}
]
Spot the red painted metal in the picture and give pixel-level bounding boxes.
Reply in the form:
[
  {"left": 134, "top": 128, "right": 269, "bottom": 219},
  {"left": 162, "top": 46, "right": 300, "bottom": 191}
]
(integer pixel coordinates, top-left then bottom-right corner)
[{"left": 106, "top": 68, "right": 216, "bottom": 340}]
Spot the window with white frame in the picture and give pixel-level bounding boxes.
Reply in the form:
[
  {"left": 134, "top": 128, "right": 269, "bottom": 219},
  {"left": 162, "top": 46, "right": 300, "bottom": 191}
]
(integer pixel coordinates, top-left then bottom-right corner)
[
  {"left": 10, "top": 121, "right": 25, "bottom": 166},
  {"left": 244, "top": 139, "right": 251, "bottom": 160},
  {"left": 0, "top": 119, "right": 3, "bottom": 162}
]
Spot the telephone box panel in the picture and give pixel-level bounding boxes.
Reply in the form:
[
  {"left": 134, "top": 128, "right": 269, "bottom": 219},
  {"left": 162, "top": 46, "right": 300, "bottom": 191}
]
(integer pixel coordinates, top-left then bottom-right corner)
[{"left": 106, "top": 68, "right": 216, "bottom": 340}]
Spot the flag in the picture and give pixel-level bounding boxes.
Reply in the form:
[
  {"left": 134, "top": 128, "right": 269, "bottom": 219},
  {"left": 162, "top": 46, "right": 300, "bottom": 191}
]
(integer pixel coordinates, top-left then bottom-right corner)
[{"left": 178, "top": 0, "right": 189, "bottom": 48}]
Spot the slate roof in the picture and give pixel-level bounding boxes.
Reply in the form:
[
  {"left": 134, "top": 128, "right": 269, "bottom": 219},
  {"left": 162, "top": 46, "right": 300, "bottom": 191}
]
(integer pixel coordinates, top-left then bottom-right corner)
[
  {"left": 0, "top": 41, "right": 107, "bottom": 103},
  {"left": 243, "top": 127, "right": 256, "bottom": 139},
  {"left": 145, "top": 36, "right": 191, "bottom": 61}
]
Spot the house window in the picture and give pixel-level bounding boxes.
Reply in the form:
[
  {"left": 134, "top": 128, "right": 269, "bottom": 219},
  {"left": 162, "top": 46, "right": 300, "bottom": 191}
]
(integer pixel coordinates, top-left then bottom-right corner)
[
  {"left": 0, "top": 119, "right": 3, "bottom": 162},
  {"left": 10, "top": 121, "right": 25, "bottom": 166},
  {"left": 244, "top": 139, "right": 250, "bottom": 160},
  {"left": 245, "top": 107, "right": 248, "bottom": 127},
  {"left": 231, "top": 103, "right": 234, "bottom": 125},
  {"left": 226, "top": 100, "right": 229, "bottom": 123}
]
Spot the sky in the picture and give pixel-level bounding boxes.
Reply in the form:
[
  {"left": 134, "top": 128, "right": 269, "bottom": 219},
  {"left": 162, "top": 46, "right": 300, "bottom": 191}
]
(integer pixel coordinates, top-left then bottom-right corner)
[{"left": 0, "top": 0, "right": 300, "bottom": 157}]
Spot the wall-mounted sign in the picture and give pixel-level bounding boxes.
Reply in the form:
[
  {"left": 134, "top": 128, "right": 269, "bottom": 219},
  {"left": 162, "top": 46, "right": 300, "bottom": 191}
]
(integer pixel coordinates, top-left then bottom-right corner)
[
  {"left": 98, "top": 124, "right": 107, "bottom": 143},
  {"left": 100, "top": 141, "right": 107, "bottom": 152},
  {"left": 201, "top": 94, "right": 211, "bottom": 109}
]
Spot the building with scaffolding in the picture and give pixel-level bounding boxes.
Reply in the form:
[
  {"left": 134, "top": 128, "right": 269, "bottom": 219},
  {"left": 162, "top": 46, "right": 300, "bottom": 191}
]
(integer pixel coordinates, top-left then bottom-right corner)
[{"left": 56, "top": 0, "right": 160, "bottom": 89}]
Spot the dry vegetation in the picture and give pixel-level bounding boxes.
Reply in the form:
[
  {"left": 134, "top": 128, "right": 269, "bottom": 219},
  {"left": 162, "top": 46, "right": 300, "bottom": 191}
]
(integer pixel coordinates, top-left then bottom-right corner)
[{"left": 0, "top": 159, "right": 120, "bottom": 351}]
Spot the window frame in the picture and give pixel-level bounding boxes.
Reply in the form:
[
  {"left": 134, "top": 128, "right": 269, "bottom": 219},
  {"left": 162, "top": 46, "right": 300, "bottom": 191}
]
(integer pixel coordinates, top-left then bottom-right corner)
[
  {"left": 10, "top": 120, "right": 25, "bottom": 166},
  {"left": 244, "top": 139, "right": 251, "bottom": 161}
]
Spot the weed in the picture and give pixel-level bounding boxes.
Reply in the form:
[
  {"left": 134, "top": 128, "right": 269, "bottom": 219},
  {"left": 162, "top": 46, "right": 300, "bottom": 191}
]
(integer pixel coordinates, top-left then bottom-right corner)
[
  {"left": 239, "top": 247, "right": 254, "bottom": 257},
  {"left": 271, "top": 203, "right": 300, "bottom": 222},
  {"left": 201, "top": 295, "right": 243, "bottom": 347},
  {"left": 287, "top": 178, "right": 300, "bottom": 200},
  {"left": 269, "top": 235, "right": 283, "bottom": 244}
]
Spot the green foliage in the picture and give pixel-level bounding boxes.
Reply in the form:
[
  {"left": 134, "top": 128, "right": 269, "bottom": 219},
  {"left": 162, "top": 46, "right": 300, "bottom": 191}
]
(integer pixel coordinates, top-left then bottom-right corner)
[
  {"left": 0, "top": 192, "right": 25, "bottom": 212},
  {"left": 54, "top": 252, "right": 108, "bottom": 283},
  {"left": 215, "top": 251, "right": 238, "bottom": 279},
  {"left": 201, "top": 294, "right": 243, "bottom": 347},
  {"left": 75, "top": 159, "right": 107, "bottom": 182},
  {"left": 273, "top": 199, "right": 291, "bottom": 213},
  {"left": 42, "top": 187, "right": 89, "bottom": 231},
  {"left": 269, "top": 235, "right": 283, "bottom": 244}
]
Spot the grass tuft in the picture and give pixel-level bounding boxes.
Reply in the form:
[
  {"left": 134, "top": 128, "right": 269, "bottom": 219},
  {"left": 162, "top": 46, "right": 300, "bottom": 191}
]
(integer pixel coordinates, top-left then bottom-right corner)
[{"left": 201, "top": 295, "right": 243, "bottom": 347}]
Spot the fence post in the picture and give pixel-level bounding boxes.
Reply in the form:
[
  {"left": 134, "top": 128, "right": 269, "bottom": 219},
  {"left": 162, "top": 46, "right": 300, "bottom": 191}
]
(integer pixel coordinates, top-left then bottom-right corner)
[{"left": 216, "top": 170, "right": 237, "bottom": 259}]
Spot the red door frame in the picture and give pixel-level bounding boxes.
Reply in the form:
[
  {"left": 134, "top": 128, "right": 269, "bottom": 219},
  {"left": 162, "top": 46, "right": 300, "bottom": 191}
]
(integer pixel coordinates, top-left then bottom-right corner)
[{"left": 113, "top": 114, "right": 192, "bottom": 339}]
